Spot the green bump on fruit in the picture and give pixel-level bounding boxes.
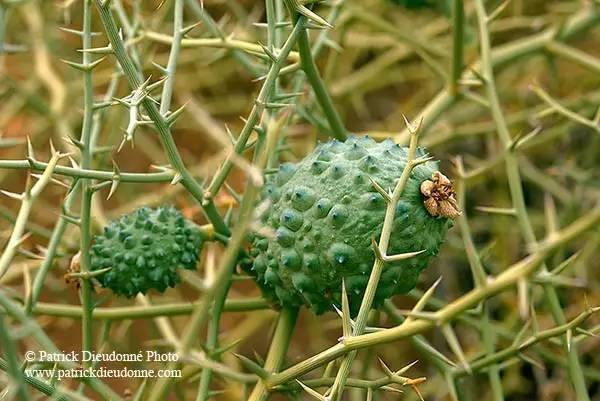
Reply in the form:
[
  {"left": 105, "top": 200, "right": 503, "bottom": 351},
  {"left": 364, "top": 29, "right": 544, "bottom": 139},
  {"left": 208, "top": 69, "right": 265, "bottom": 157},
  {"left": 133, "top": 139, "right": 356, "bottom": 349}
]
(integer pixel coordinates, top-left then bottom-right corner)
[
  {"left": 90, "top": 206, "right": 203, "bottom": 297},
  {"left": 244, "top": 135, "right": 454, "bottom": 315}
]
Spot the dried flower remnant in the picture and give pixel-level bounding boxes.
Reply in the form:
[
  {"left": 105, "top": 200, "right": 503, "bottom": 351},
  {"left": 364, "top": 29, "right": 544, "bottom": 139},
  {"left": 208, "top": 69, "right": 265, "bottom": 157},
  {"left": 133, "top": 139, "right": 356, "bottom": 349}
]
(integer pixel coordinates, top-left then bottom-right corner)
[{"left": 420, "top": 172, "right": 461, "bottom": 219}]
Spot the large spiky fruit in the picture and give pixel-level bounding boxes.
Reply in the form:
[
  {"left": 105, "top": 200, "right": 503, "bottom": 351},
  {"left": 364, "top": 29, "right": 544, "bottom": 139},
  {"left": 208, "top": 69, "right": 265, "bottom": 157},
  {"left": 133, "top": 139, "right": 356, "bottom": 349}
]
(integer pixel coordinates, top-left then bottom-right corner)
[
  {"left": 90, "top": 206, "right": 203, "bottom": 297},
  {"left": 244, "top": 136, "right": 457, "bottom": 315}
]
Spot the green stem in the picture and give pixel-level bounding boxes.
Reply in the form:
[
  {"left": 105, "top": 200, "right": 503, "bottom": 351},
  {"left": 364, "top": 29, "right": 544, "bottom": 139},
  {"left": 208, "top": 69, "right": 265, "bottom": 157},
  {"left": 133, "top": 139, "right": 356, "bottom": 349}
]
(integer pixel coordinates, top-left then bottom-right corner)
[
  {"left": 195, "top": 279, "right": 233, "bottom": 401},
  {"left": 25, "top": 183, "right": 80, "bottom": 313},
  {"left": 248, "top": 307, "right": 299, "bottom": 401},
  {"left": 31, "top": 297, "right": 268, "bottom": 319},
  {"left": 78, "top": 0, "right": 95, "bottom": 370},
  {"left": 450, "top": 0, "right": 464, "bottom": 96},
  {"left": 296, "top": 25, "right": 347, "bottom": 140},
  {"left": 0, "top": 159, "right": 175, "bottom": 182},
  {"left": 159, "top": 0, "right": 183, "bottom": 115},
  {"left": 481, "top": 306, "right": 504, "bottom": 401}
]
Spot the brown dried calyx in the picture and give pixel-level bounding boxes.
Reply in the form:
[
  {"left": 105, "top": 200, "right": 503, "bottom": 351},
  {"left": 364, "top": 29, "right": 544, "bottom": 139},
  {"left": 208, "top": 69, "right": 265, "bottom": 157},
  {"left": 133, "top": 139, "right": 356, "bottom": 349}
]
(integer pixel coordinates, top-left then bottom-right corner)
[{"left": 420, "top": 171, "right": 461, "bottom": 219}]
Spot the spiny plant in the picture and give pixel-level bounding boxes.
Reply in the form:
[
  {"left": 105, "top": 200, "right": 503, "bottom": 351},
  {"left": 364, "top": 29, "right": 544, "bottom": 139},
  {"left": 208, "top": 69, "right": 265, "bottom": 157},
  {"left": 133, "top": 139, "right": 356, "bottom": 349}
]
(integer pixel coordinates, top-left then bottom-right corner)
[
  {"left": 90, "top": 206, "right": 205, "bottom": 297},
  {"left": 244, "top": 135, "right": 457, "bottom": 315},
  {"left": 0, "top": 1, "right": 599, "bottom": 401}
]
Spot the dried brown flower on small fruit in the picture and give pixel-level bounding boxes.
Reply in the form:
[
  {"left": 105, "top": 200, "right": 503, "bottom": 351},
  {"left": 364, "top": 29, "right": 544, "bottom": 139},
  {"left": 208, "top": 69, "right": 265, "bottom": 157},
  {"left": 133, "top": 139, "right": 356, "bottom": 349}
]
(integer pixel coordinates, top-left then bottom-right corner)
[{"left": 420, "top": 171, "right": 461, "bottom": 219}]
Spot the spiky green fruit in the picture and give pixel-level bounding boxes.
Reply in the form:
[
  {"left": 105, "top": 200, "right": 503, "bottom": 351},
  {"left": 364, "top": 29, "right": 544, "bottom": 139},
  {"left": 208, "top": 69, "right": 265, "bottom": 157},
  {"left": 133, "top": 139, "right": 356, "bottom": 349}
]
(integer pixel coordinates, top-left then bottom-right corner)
[
  {"left": 90, "top": 206, "right": 203, "bottom": 297},
  {"left": 244, "top": 136, "right": 455, "bottom": 315}
]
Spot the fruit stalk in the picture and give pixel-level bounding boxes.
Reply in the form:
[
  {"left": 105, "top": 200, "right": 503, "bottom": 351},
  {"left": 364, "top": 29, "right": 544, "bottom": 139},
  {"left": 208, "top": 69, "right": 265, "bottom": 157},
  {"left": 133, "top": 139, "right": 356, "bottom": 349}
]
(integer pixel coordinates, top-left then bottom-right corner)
[{"left": 328, "top": 121, "right": 428, "bottom": 400}]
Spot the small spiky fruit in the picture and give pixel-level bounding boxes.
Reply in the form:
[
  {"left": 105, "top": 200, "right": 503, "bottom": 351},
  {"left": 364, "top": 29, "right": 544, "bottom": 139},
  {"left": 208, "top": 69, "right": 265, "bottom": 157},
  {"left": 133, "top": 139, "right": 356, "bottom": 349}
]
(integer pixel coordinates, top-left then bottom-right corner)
[
  {"left": 244, "top": 136, "right": 456, "bottom": 315},
  {"left": 90, "top": 206, "right": 203, "bottom": 297}
]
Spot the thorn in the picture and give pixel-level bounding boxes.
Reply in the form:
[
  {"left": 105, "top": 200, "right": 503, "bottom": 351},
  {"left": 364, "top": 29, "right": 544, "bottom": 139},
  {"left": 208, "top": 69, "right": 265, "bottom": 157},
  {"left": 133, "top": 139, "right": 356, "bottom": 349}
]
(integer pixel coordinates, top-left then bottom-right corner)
[
  {"left": 64, "top": 135, "right": 85, "bottom": 150},
  {"left": 593, "top": 105, "right": 600, "bottom": 125},
  {"left": 211, "top": 338, "right": 243, "bottom": 357},
  {"left": 26, "top": 137, "right": 36, "bottom": 160},
  {"left": 58, "top": 27, "right": 85, "bottom": 36},
  {"left": 256, "top": 100, "right": 293, "bottom": 110},
  {"left": 180, "top": 21, "right": 202, "bottom": 36},
  {"left": 518, "top": 352, "right": 545, "bottom": 370},
  {"left": 147, "top": 76, "right": 169, "bottom": 92},
  {"left": 402, "top": 114, "right": 423, "bottom": 135},
  {"left": 396, "top": 310, "right": 438, "bottom": 321},
  {"left": 441, "top": 324, "right": 471, "bottom": 374},
  {"left": 78, "top": 45, "right": 113, "bottom": 55},
  {"left": 368, "top": 176, "right": 391, "bottom": 202},
  {"left": 258, "top": 42, "right": 279, "bottom": 63},
  {"left": 410, "top": 382, "right": 426, "bottom": 401},
  {"left": 530, "top": 303, "right": 540, "bottom": 334},
  {"left": 151, "top": 61, "right": 168, "bottom": 75},
  {"left": 405, "top": 277, "right": 442, "bottom": 323},
  {"left": 60, "top": 56, "right": 107, "bottom": 71},
  {"left": 469, "top": 67, "right": 487, "bottom": 85},
  {"left": 15, "top": 232, "right": 32, "bottom": 247},
  {"left": 341, "top": 280, "right": 351, "bottom": 338},
  {"left": 17, "top": 247, "right": 44, "bottom": 260},
  {"left": 170, "top": 172, "right": 183, "bottom": 186},
  {"left": 511, "top": 319, "right": 531, "bottom": 347},
  {"left": 30, "top": 174, "right": 70, "bottom": 190},
  {"left": 61, "top": 214, "right": 81, "bottom": 227},
  {"left": 475, "top": 206, "right": 517, "bottom": 216},
  {"left": 90, "top": 181, "right": 113, "bottom": 193},
  {"left": 486, "top": 0, "right": 511, "bottom": 23},
  {"left": 273, "top": 91, "right": 305, "bottom": 101},
  {"left": 323, "top": 38, "right": 343, "bottom": 53},
  {"left": 165, "top": 102, "right": 187, "bottom": 126},
  {"left": 1, "top": 190, "right": 24, "bottom": 201},
  {"left": 224, "top": 124, "right": 236, "bottom": 145},
  {"left": 396, "top": 360, "right": 419, "bottom": 376},
  {"left": 233, "top": 354, "right": 268, "bottom": 379},
  {"left": 575, "top": 327, "right": 597, "bottom": 338},
  {"left": 49, "top": 139, "right": 57, "bottom": 157},
  {"left": 411, "top": 155, "right": 434, "bottom": 167},
  {"left": 108, "top": 160, "right": 120, "bottom": 200},
  {"left": 378, "top": 357, "right": 394, "bottom": 377},
  {"left": 372, "top": 238, "right": 427, "bottom": 264},
  {"left": 510, "top": 126, "right": 542, "bottom": 150},
  {"left": 296, "top": 381, "right": 329, "bottom": 401},
  {"left": 294, "top": 3, "right": 333, "bottom": 29},
  {"left": 380, "top": 386, "right": 403, "bottom": 394}
]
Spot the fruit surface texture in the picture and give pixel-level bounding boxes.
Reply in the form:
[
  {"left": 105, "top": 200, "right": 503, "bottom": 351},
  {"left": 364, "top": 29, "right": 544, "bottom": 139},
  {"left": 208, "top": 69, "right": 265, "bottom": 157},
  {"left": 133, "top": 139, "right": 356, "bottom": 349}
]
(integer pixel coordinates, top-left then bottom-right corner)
[
  {"left": 90, "top": 206, "right": 203, "bottom": 297},
  {"left": 246, "top": 136, "right": 453, "bottom": 314}
]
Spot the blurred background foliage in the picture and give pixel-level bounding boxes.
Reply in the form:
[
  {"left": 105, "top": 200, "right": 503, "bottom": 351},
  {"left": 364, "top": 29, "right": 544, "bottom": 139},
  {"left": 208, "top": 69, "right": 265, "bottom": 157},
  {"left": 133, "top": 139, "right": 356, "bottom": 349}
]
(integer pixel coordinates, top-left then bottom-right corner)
[{"left": 0, "top": 0, "right": 599, "bottom": 400}]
